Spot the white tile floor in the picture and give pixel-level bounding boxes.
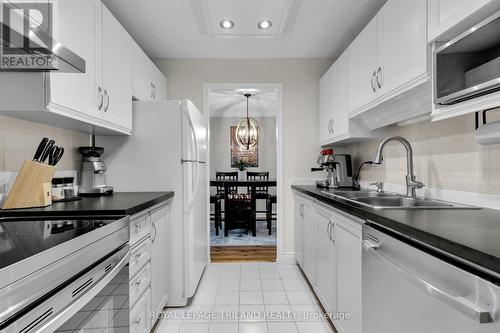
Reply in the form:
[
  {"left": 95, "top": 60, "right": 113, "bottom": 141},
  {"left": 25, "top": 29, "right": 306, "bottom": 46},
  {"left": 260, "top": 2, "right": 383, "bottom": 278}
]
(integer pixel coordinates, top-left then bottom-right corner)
[{"left": 156, "top": 263, "right": 334, "bottom": 333}]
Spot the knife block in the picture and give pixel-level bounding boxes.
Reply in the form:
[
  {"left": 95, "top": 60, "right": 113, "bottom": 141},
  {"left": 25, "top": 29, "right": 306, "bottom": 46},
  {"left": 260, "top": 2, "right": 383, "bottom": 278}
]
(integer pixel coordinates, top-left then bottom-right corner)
[{"left": 2, "top": 160, "right": 56, "bottom": 209}]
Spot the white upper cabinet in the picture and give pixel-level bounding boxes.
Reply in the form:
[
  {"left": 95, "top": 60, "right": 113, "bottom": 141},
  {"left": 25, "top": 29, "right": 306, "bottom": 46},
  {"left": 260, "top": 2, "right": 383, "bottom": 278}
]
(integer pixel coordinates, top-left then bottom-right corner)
[
  {"left": 428, "top": 0, "right": 500, "bottom": 42},
  {"left": 377, "top": 0, "right": 427, "bottom": 96},
  {"left": 347, "top": 0, "right": 430, "bottom": 130},
  {"left": 151, "top": 64, "right": 167, "bottom": 100},
  {"left": 348, "top": 16, "right": 378, "bottom": 112},
  {"left": 0, "top": 0, "right": 166, "bottom": 135},
  {"left": 132, "top": 41, "right": 152, "bottom": 101},
  {"left": 102, "top": 5, "right": 132, "bottom": 130},
  {"left": 131, "top": 39, "right": 167, "bottom": 101},
  {"left": 331, "top": 52, "right": 350, "bottom": 140},
  {"left": 320, "top": 46, "right": 379, "bottom": 145},
  {"left": 319, "top": 64, "right": 334, "bottom": 144},
  {"left": 48, "top": 0, "right": 102, "bottom": 120}
]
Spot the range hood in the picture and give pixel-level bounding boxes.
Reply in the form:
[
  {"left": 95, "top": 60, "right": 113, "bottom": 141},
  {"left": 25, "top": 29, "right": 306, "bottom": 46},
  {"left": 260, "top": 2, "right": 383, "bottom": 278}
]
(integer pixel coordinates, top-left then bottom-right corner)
[{"left": 0, "top": 3, "right": 85, "bottom": 73}]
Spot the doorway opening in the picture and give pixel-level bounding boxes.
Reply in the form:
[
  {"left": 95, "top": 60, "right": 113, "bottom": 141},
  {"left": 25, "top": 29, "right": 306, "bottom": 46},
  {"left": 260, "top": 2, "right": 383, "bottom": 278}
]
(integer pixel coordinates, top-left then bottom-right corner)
[{"left": 204, "top": 83, "right": 283, "bottom": 263}]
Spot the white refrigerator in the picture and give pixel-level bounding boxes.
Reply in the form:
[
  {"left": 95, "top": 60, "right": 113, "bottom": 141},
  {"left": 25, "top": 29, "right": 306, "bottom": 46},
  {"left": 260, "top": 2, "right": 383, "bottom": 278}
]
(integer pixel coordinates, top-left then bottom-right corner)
[{"left": 98, "top": 99, "right": 208, "bottom": 306}]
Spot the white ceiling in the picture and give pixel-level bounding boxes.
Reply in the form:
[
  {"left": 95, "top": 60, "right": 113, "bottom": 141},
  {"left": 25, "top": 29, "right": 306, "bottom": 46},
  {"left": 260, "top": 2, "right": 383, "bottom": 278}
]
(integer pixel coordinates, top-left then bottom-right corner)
[
  {"left": 209, "top": 88, "right": 278, "bottom": 117},
  {"left": 102, "top": 0, "right": 387, "bottom": 59}
]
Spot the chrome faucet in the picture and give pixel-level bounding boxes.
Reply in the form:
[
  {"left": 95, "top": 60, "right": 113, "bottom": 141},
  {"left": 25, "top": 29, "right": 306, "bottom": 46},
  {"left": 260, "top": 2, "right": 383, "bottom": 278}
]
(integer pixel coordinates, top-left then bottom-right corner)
[{"left": 373, "top": 136, "right": 424, "bottom": 198}]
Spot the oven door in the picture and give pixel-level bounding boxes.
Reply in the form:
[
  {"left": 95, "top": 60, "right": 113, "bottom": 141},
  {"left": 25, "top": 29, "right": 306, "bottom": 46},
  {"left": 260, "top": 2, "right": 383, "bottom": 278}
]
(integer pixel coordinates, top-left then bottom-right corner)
[
  {"left": 3, "top": 245, "right": 130, "bottom": 333},
  {"left": 362, "top": 224, "right": 500, "bottom": 333}
]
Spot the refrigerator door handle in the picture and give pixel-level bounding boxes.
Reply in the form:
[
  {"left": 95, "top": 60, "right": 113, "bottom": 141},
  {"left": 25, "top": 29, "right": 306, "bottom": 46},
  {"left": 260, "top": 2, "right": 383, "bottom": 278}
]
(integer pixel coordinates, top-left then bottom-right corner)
[{"left": 183, "top": 110, "right": 200, "bottom": 214}]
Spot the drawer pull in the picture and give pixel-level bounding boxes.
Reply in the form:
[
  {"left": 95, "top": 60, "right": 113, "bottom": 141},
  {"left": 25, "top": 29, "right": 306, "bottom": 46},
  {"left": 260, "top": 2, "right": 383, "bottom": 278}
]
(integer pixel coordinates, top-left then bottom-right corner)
[
  {"left": 135, "top": 222, "right": 145, "bottom": 230},
  {"left": 133, "top": 317, "right": 142, "bottom": 325},
  {"left": 135, "top": 252, "right": 144, "bottom": 259},
  {"left": 135, "top": 278, "right": 145, "bottom": 286}
]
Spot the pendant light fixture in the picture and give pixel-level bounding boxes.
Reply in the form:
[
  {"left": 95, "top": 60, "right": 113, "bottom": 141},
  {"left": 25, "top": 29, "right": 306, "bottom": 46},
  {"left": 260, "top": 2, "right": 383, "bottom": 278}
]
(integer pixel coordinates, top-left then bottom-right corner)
[{"left": 235, "top": 93, "right": 262, "bottom": 150}]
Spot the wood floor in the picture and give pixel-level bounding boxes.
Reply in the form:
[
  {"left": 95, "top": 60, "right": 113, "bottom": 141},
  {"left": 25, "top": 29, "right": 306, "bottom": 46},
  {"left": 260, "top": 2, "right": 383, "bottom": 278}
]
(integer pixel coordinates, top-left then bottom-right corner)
[{"left": 210, "top": 246, "right": 277, "bottom": 262}]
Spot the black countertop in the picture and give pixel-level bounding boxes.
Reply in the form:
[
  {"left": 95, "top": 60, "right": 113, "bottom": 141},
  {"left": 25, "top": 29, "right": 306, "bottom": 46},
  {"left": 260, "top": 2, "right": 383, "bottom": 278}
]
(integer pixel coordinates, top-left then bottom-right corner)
[
  {"left": 0, "top": 192, "right": 174, "bottom": 217},
  {"left": 292, "top": 185, "right": 500, "bottom": 281}
]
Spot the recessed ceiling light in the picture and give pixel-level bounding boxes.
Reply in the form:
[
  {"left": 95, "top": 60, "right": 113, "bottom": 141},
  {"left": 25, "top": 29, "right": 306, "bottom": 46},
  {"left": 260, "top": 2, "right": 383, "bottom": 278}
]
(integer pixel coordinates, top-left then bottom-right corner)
[
  {"left": 219, "top": 19, "right": 234, "bottom": 29},
  {"left": 257, "top": 20, "right": 272, "bottom": 30}
]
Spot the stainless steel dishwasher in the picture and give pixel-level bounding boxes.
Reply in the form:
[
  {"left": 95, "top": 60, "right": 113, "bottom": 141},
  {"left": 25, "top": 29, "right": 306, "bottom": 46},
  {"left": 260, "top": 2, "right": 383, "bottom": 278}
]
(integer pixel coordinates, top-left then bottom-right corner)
[{"left": 362, "top": 223, "right": 500, "bottom": 333}]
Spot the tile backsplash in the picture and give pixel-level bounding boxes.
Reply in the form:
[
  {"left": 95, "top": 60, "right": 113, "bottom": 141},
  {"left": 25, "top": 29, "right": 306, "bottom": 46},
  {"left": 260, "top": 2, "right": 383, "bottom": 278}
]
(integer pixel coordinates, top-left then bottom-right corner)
[
  {"left": 0, "top": 115, "right": 90, "bottom": 172},
  {"left": 347, "top": 111, "right": 500, "bottom": 195}
]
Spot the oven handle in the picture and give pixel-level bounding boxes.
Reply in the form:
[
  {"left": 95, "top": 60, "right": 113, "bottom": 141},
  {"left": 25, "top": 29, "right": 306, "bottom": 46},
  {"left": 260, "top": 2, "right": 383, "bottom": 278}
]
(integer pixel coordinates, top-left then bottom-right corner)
[
  {"left": 35, "top": 246, "right": 130, "bottom": 332},
  {"left": 363, "top": 240, "right": 493, "bottom": 324}
]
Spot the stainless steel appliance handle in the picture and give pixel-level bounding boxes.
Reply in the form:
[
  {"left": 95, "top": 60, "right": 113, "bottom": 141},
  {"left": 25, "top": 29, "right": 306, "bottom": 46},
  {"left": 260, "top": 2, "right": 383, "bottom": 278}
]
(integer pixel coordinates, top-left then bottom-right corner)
[
  {"left": 376, "top": 66, "right": 383, "bottom": 88},
  {"left": 36, "top": 247, "right": 130, "bottom": 332},
  {"left": 363, "top": 240, "right": 492, "bottom": 324}
]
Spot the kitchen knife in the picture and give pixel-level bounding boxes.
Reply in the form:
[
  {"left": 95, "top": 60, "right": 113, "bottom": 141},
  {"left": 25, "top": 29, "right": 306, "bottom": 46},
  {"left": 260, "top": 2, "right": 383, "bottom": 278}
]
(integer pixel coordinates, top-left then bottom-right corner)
[
  {"left": 33, "top": 137, "right": 48, "bottom": 162},
  {"left": 49, "top": 146, "right": 64, "bottom": 166},
  {"left": 40, "top": 139, "right": 55, "bottom": 164}
]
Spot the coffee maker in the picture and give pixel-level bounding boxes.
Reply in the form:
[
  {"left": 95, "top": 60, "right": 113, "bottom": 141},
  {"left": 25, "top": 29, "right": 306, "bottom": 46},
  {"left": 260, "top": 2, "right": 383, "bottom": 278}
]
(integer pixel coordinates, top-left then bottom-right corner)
[
  {"left": 78, "top": 146, "right": 113, "bottom": 196},
  {"left": 312, "top": 150, "right": 354, "bottom": 189}
]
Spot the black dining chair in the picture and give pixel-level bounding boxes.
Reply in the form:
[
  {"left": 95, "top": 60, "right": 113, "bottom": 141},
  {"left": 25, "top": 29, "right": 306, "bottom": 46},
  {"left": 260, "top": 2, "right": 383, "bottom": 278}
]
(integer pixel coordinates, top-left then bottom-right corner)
[
  {"left": 224, "top": 193, "right": 256, "bottom": 237},
  {"left": 212, "top": 171, "right": 238, "bottom": 236},
  {"left": 246, "top": 171, "right": 274, "bottom": 235}
]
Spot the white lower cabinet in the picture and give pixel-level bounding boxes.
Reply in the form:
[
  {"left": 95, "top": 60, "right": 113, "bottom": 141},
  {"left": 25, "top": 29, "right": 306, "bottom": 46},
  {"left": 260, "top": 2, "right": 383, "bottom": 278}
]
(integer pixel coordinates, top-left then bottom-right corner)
[
  {"left": 293, "top": 191, "right": 362, "bottom": 333},
  {"left": 130, "top": 288, "right": 152, "bottom": 333},
  {"left": 150, "top": 205, "right": 170, "bottom": 314},
  {"left": 295, "top": 194, "right": 315, "bottom": 285},
  {"left": 128, "top": 201, "right": 170, "bottom": 332},
  {"left": 335, "top": 215, "right": 362, "bottom": 333},
  {"left": 313, "top": 204, "right": 336, "bottom": 314}
]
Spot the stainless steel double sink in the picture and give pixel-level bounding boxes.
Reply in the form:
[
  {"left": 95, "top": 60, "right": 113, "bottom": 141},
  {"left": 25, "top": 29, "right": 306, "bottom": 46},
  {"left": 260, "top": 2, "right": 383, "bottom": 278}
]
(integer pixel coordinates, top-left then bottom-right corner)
[{"left": 320, "top": 190, "right": 479, "bottom": 210}]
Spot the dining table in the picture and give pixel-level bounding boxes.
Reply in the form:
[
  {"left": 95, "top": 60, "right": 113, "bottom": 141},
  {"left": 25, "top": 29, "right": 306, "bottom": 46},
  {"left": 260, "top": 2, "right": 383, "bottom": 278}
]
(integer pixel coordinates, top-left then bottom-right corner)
[{"left": 210, "top": 179, "right": 277, "bottom": 236}]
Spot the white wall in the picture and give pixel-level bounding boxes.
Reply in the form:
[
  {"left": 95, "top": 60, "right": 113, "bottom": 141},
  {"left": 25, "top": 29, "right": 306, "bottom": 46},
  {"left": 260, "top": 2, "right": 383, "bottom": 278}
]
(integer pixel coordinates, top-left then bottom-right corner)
[
  {"left": 209, "top": 116, "right": 277, "bottom": 180},
  {"left": 155, "top": 58, "right": 332, "bottom": 255}
]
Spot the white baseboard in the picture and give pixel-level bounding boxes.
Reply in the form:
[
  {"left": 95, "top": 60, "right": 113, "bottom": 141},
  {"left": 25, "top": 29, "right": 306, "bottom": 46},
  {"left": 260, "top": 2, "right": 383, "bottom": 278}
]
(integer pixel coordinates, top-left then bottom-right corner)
[{"left": 278, "top": 252, "right": 297, "bottom": 264}]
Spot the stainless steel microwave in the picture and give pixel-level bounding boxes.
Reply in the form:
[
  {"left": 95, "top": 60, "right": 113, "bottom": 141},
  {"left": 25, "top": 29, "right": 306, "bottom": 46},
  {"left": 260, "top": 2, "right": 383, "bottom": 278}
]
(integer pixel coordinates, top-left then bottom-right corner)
[{"left": 434, "top": 11, "right": 500, "bottom": 105}]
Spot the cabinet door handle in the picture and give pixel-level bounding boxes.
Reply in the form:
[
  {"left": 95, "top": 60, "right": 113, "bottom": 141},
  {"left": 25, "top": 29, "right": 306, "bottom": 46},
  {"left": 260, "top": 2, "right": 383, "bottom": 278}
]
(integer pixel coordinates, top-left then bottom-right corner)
[
  {"left": 103, "top": 89, "right": 110, "bottom": 112},
  {"left": 153, "top": 84, "right": 157, "bottom": 98},
  {"left": 151, "top": 83, "right": 154, "bottom": 98},
  {"left": 329, "top": 221, "right": 334, "bottom": 243},
  {"left": 330, "top": 119, "right": 334, "bottom": 135},
  {"left": 97, "top": 86, "right": 104, "bottom": 110},
  {"left": 371, "top": 71, "right": 377, "bottom": 92},
  {"left": 376, "top": 66, "right": 383, "bottom": 89},
  {"left": 326, "top": 221, "right": 331, "bottom": 240},
  {"left": 152, "top": 221, "right": 157, "bottom": 243}
]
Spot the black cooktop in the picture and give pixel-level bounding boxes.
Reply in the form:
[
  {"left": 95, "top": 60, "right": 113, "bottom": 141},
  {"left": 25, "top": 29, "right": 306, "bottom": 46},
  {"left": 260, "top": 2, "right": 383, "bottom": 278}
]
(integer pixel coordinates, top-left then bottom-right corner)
[{"left": 0, "top": 216, "right": 124, "bottom": 270}]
